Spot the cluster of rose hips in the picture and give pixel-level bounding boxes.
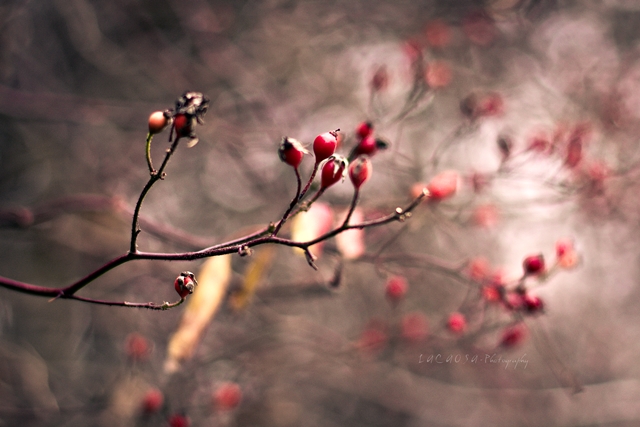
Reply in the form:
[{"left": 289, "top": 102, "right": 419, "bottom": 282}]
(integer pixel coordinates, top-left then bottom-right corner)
[
  {"left": 139, "top": 380, "right": 242, "bottom": 426},
  {"left": 467, "top": 238, "right": 579, "bottom": 348},
  {"left": 278, "top": 121, "right": 389, "bottom": 191},
  {"left": 148, "top": 91, "right": 210, "bottom": 143}
]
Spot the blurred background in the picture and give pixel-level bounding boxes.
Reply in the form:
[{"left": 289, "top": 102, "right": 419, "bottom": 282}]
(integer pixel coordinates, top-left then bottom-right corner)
[{"left": 2, "top": 0, "right": 640, "bottom": 425}]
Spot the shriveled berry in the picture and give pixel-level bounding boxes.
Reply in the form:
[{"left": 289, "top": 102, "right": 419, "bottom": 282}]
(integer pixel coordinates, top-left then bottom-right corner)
[
  {"left": 385, "top": 276, "right": 408, "bottom": 302},
  {"left": 522, "top": 254, "right": 545, "bottom": 276},
  {"left": 313, "top": 130, "right": 339, "bottom": 163},
  {"left": 320, "top": 156, "right": 347, "bottom": 189},
  {"left": 174, "top": 271, "right": 197, "bottom": 298},
  {"left": 213, "top": 382, "right": 242, "bottom": 411},
  {"left": 349, "top": 156, "right": 372, "bottom": 189},
  {"left": 447, "top": 312, "right": 467, "bottom": 334},
  {"left": 142, "top": 388, "right": 164, "bottom": 414},
  {"left": 278, "top": 137, "right": 307, "bottom": 168},
  {"left": 148, "top": 111, "right": 169, "bottom": 134}
]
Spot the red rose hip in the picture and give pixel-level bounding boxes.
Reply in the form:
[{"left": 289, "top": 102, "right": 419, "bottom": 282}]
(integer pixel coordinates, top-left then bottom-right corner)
[{"left": 313, "top": 130, "right": 339, "bottom": 163}]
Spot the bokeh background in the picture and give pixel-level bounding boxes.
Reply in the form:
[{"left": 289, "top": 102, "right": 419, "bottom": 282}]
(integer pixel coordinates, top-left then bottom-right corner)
[{"left": 2, "top": 0, "right": 640, "bottom": 426}]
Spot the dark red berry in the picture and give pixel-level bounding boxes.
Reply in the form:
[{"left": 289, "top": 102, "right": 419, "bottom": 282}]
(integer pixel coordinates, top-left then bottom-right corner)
[
  {"left": 384, "top": 276, "right": 407, "bottom": 302},
  {"left": 500, "top": 324, "right": 526, "bottom": 347},
  {"left": 522, "top": 254, "right": 545, "bottom": 276},
  {"left": 313, "top": 130, "right": 339, "bottom": 163},
  {"left": 355, "top": 121, "right": 373, "bottom": 139},
  {"left": 349, "top": 156, "right": 372, "bottom": 189},
  {"left": 320, "top": 156, "right": 347, "bottom": 189},
  {"left": 523, "top": 294, "right": 544, "bottom": 314},
  {"left": 173, "top": 113, "right": 193, "bottom": 137},
  {"left": 278, "top": 137, "right": 307, "bottom": 168},
  {"left": 142, "top": 388, "right": 164, "bottom": 413},
  {"left": 168, "top": 414, "right": 190, "bottom": 427}
]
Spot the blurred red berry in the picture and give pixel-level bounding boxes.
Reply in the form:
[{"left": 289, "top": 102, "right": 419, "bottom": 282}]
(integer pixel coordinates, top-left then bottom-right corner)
[
  {"left": 357, "top": 320, "right": 388, "bottom": 354},
  {"left": 355, "top": 121, "right": 373, "bottom": 139},
  {"left": 213, "top": 382, "right": 242, "bottom": 411},
  {"left": 400, "top": 312, "right": 429, "bottom": 343},
  {"left": 125, "top": 333, "right": 150, "bottom": 361},
  {"left": 278, "top": 137, "right": 307, "bottom": 168},
  {"left": 447, "top": 312, "right": 467, "bottom": 334},
  {"left": 168, "top": 414, "right": 190, "bottom": 427},
  {"left": 462, "top": 10, "right": 497, "bottom": 47},
  {"left": 482, "top": 285, "right": 502, "bottom": 303},
  {"left": 523, "top": 294, "right": 544, "bottom": 315},
  {"left": 349, "top": 156, "right": 372, "bottom": 189},
  {"left": 427, "top": 170, "right": 459, "bottom": 201},
  {"left": 477, "top": 92, "right": 504, "bottom": 117},
  {"left": 425, "top": 19, "right": 452, "bottom": 48},
  {"left": 313, "top": 130, "right": 339, "bottom": 163},
  {"left": 371, "top": 65, "right": 389, "bottom": 92},
  {"left": 148, "top": 111, "right": 169, "bottom": 134},
  {"left": 500, "top": 324, "right": 527, "bottom": 348},
  {"left": 425, "top": 60, "right": 452, "bottom": 88},
  {"left": 320, "top": 156, "right": 348, "bottom": 189},
  {"left": 385, "top": 276, "right": 408, "bottom": 302},
  {"left": 142, "top": 388, "right": 164, "bottom": 414},
  {"left": 468, "top": 257, "right": 490, "bottom": 282},
  {"left": 522, "top": 254, "right": 545, "bottom": 276},
  {"left": 472, "top": 204, "right": 499, "bottom": 228},
  {"left": 555, "top": 238, "right": 578, "bottom": 269}
]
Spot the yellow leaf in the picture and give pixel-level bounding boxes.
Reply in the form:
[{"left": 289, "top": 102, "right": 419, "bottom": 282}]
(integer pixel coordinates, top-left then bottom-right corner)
[
  {"left": 230, "top": 246, "right": 275, "bottom": 311},
  {"left": 164, "top": 254, "right": 231, "bottom": 373}
]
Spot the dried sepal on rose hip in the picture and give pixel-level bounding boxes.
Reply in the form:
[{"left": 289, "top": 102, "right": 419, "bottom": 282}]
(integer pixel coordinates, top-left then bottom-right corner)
[
  {"left": 174, "top": 271, "right": 197, "bottom": 298},
  {"left": 170, "top": 91, "right": 209, "bottom": 146},
  {"left": 349, "top": 156, "right": 372, "bottom": 189},
  {"left": 313, "top": 130, "right": 339, "bottom": 163},
  {"left": 278, "top": 137, "right": 308, "bottom": 168},
  {"left": 320, "top": 155, "right": 348, "bottom": 189}
]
